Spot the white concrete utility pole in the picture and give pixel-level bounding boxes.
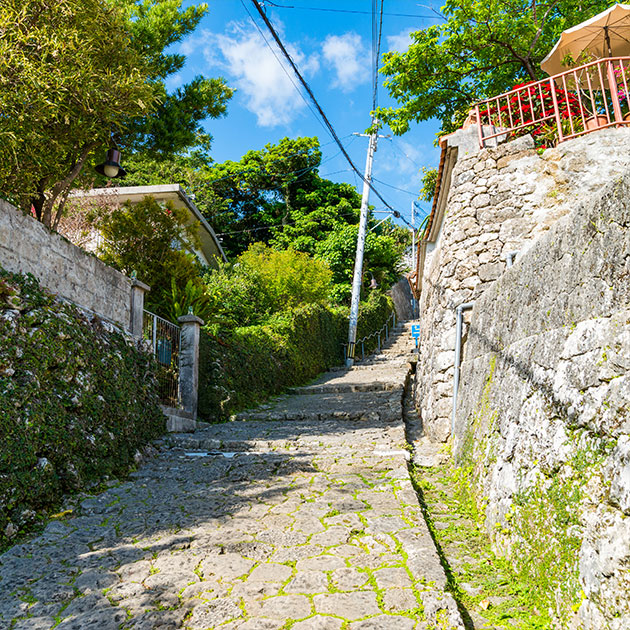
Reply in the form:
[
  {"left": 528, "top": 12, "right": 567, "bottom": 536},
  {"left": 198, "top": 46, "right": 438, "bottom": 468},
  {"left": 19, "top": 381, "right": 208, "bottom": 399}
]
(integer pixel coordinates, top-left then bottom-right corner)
[
  {"left": 346, "top": 127, "right": 378, "bottom": 367},
  {"left": 411, "top": 201, "right": 416, "bottom": 275}
]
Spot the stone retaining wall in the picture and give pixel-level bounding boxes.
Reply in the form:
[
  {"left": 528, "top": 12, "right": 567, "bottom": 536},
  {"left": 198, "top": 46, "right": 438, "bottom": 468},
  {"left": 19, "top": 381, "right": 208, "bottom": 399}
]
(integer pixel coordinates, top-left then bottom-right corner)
[
  {"left": 0, "top": 199, "right": 132, "bottom": 328},
  {"left": 416, "top": 127, "right": 630, "bottom": 441},
  {"left": 453, "top": 175, "right": 630, "bottom": 629}
]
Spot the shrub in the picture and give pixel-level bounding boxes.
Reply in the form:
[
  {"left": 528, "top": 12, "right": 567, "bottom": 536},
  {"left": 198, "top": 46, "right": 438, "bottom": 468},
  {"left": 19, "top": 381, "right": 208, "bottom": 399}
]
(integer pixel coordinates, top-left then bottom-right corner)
[
  {"left": 0, "top": 268, "right": 164, "bottom": 547},
  {"left": 198, "top": 292, "right": 395, "bottom": 420},
  {"left": 91, "top": 195, "right": 206, "bottom": 319},
  {"left": 204, "top": 244, "right": 333, "bottom": 328}
]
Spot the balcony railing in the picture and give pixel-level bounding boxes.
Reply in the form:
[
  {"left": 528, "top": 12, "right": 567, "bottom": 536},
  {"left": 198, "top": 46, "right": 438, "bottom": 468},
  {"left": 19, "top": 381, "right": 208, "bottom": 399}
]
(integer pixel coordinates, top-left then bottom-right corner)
[{"left": 475, "top": 57, "right": 630, "bottom": 149}]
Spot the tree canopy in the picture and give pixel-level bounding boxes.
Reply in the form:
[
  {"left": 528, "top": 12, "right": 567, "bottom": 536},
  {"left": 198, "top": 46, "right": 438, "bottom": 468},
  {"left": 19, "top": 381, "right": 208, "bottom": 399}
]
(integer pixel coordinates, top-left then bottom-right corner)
[
  {"left": 122, "top": 136, "right": 409, "bottom": 304},
  {"left": 378, "top": 0, "right": 611, "bottom": 135},
  {"left": 0, "top": 0, "right": 154, "bottom": 226},
  {"left": 0, "top": 0, "right": 232, "bottom": 228}
]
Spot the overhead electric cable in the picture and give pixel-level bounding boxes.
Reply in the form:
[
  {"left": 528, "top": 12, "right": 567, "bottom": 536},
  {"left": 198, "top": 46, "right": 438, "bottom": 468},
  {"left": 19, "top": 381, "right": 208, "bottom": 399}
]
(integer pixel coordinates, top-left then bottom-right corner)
[
  {"left": 372, "top": 0, "right": 385, "bottom": 112},
  {"left": 249, "top": 0, "right": 396, "bottom": 212},
  {"left": 261, "top": 1, "right": 437, "bottom": 19}
]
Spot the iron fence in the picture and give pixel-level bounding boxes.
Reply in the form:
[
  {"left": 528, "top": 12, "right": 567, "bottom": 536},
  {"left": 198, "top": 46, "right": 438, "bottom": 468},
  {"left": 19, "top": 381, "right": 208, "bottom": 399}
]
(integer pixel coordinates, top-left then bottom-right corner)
[
  {"left": 143, "top": 310, "right": 181, "bottom": 406},
  {"left": 475, "top": 56, "right": 630, "bottom": 148}
]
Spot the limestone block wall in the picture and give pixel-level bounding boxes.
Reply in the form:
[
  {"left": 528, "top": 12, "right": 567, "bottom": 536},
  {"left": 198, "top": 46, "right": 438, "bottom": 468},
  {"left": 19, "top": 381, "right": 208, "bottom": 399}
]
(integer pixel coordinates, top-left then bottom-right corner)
[
  {"left": 416, "top": 127, "right": 630, "bottom": 442},
  {"left": 0, "top": 199, "right": 132, "bottom": 329},
  {"left": 453, "top": 175, "right": 630, "bottom": 629}
]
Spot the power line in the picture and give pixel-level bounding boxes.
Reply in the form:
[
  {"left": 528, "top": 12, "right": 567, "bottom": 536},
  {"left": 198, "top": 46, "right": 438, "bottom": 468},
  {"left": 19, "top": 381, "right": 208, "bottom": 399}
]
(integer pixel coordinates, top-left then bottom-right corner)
[
  {"left": 215, "top": 208, "right": 360, "bottom": 237},
  {"left": 249, "top": 0, "right": 397, "bottom": 213},
  {"left": 371, "top": 0, "right": 384, "bottom": 113},
  {"left": 261, "top": 1, "right": 438, "bottom": 19},
  {"left": 372, "top": 176, "right": 422, "bottom": 197}
]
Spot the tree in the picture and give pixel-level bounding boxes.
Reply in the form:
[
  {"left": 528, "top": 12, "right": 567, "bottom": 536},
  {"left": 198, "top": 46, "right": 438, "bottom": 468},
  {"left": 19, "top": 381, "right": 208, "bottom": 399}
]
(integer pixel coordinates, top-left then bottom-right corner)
[
  {"left": 116, "top": 0, "right": 232, "bottom": 157},
  {"left": 122, "top": 136, "right": 409, "bottom": 303},
  {"left": 0, "top": 0, "right": 232, "bottom": 228},
  {"left": 92, "top": 196, "right": 204, "bottom": 319},
  {"left": 122, "top": 137, "right": 325, "bottom": 258},
  {"left": 203, "top": 244, "right": 333, "bottom": 329},
  {"left": 315, "top": 223, "right": 408, "bottom": 304},
  {"left": 0, "top": 0, "right": 154, "bottom": 227},
  {"left": 377, "top": 0, "right": 611, "bottom": 135}
]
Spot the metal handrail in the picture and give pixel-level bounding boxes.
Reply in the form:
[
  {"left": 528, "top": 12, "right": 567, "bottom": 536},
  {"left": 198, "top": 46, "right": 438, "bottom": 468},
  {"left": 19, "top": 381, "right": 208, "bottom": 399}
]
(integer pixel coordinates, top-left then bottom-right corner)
[
  {"left": 342, "top": 309, "right": 397, "bottom": 362},
  {"left": 474, "top": 56, "right": 630, "bottom": 148}
]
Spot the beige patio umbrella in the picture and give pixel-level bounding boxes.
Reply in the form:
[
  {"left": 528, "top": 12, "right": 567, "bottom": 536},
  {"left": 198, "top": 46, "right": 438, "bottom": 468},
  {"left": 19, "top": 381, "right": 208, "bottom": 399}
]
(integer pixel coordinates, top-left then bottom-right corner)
[{"left": 541, "top": 3, "right": 630, "bottom": 76}]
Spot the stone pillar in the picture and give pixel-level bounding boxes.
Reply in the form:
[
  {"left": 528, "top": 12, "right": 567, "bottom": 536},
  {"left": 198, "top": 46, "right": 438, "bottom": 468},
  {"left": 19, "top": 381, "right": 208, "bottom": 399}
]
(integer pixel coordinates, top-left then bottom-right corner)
[
  {"left": 129, "top": 278, "right": 150, "bottom": 338},
  {"left": 177, "top": 314, "right": 204, "bottom": 419}
]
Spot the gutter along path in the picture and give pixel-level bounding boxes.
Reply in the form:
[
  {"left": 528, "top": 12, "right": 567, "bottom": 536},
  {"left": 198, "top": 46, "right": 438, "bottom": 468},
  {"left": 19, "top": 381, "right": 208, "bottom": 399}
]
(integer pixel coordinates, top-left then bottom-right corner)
[{"left": 0, "top": 323, "right": 465, "bottom": 630}]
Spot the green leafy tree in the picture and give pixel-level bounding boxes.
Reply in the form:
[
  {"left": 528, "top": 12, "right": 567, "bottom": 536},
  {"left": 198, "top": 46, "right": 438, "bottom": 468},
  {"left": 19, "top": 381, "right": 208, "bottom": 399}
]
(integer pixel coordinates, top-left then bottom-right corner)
[
  {"left": 122, "top": 137, "right": 328, "bottom": 257},
  {"left": 419, "top": 167, "right": 438, "bottom": 203},
  {"left": 116, "top": 0, "right": 232, "bottom": 157},
  {"left": 122, "top": 137, "right": 409, "bottom": 303},
  {"left": 378, "top": 0, "right": 611, "bottom": 135},
  {"left": 316, "top": 222, "right": 409, "bottom": 304},
  {"left": 204, "top": 244, "right": 333, "bottom": 329},
  {"left": 92, "top": 196, "right": 204, "bottom": 318},
  {"left": 0, "top": 0, "right": 155, "bottom": 227},
  {"left": 0, "top": 0, "right": 232, "bottom": 229}
]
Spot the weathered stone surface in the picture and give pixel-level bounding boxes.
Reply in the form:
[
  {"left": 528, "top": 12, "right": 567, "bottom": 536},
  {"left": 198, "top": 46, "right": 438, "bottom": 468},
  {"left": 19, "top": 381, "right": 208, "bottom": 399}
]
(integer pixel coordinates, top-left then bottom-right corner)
[
  {"left": 416, "top": 127, "right": 630, "bottom": 444},
  {"left": 0, "top": 198, "right": 132, "bottom": 328},
  {"left": 452, "top": 173, "right": 630, "bottom": 629},
  {"left": 0, "top": 324, "right": 463, "bottom": 630}
]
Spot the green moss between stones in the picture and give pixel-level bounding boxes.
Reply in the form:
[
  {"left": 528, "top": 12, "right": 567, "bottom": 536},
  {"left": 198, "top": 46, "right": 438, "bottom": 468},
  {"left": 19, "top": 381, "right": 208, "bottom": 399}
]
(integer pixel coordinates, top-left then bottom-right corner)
[
  {"left": 0, "top": 267, "right": 165, "bottom": 549},
  {"left": 451, "top": 353, "right": 615, "bottom": 628}
]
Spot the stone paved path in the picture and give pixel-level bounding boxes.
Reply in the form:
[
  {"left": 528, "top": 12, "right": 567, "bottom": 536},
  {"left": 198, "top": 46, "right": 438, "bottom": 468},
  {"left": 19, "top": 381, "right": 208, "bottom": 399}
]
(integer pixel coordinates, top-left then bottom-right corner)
[{"left": 0, "top": 323, "right": 465, "bottom": 630}]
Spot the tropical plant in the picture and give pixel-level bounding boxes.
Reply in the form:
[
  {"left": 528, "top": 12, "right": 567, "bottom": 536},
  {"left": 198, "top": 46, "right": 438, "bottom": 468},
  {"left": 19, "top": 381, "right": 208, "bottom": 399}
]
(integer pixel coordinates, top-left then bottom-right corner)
[
  {"left": 204, "top": 244, "right": 333, "bottom": 329},
  {"left": 0, "top": 0, "right": 155, "bottom": 227},
  {"left": 377, "top": 0, "right": 612, "bottom": 135},
  {"left": 91, "top": 195, "right": 204, "bottom": 319}
]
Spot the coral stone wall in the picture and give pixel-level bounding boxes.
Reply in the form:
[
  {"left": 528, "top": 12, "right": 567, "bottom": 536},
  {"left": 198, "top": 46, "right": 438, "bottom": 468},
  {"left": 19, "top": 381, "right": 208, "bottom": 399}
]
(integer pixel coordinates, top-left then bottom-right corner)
[
  {"left": 416, "top": 127, "right": 630, "bottom": 442},
  {"left": 0, "top": 199, "right": 132, "bottom": 328},
  {"left": 454, "top": 175, "right": 630, "bottom": 629}
]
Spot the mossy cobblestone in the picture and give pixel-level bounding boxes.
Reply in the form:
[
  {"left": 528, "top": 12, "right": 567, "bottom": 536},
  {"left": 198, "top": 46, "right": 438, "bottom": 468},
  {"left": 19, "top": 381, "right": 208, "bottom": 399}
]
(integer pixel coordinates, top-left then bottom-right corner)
[{"left": 0, "top": 323, "right": 464, "bottom": 629}]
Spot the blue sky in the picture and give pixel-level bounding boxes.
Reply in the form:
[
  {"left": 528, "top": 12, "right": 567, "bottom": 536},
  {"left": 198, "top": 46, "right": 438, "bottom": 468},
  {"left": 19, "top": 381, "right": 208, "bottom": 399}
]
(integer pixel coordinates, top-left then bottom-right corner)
[{"left": 169, "top": 0, "right": 443, "bottom": 227}]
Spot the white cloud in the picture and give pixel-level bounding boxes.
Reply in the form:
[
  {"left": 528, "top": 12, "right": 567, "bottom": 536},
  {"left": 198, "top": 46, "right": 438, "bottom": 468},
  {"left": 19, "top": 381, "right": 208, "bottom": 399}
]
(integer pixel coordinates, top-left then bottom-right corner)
[
  {"left": 196, "top": 24, "right": 319, "bottom": 127},
  {"left": 164, "top": 71, "right": 185, "bottom": 92},
  {"left": 386, "top": 29, "right": 414, "bottom": 54},
  {"left": 322, "top": 33, "right": 369, "bottom": 91}
]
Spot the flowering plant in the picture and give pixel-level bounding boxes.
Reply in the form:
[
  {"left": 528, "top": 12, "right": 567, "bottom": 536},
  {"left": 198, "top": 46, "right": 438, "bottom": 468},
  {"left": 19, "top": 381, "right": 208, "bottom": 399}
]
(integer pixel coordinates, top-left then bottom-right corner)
[
  {"left": 479, "top": 81, "right": 584, "bottom": 148},
  {"left": 613, "top": 66, "right": 630, "bottom": 115}
]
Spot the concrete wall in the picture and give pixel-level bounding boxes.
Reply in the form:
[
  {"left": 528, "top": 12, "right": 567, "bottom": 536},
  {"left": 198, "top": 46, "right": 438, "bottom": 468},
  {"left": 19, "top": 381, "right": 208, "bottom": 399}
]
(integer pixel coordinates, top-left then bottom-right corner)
[
  {"left": 453, "top": 174, "right": 630, "bottom": 629},
  {"left": 416, "top": 127, "right": 630, "bottom": 442},
  {"left": 388, "top": 277, "right": 415, "bottom": 321},
  {"left": 0, "top": 199, "right": 132, "bottom": 329}
]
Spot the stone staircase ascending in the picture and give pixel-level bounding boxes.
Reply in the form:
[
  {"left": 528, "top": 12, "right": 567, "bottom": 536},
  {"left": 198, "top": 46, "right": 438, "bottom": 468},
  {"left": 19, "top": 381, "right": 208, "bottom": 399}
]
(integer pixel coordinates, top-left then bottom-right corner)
[{"left": 165, "top": 320, "right": 467, "bottom": 630}]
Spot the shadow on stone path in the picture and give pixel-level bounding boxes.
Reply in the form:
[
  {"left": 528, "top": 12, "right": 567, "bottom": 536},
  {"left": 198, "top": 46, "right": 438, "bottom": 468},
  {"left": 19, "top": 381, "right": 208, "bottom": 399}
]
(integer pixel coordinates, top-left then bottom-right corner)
[{"left": 0, "top": 322, "right": 466, "bottom": 630}]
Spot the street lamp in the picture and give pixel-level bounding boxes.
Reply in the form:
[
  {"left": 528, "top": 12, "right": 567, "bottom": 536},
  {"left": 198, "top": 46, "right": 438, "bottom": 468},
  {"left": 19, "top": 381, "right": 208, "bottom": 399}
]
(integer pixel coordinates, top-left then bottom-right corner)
[{"left": 95, "top": 148, "right": 126, "bottom": 179}]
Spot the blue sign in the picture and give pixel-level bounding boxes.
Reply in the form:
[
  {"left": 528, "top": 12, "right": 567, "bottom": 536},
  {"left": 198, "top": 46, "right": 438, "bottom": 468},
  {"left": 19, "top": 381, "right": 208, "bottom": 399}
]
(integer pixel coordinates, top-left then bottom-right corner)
[{"left": 411, "top": 325, "right": 421, "bottom": 338}]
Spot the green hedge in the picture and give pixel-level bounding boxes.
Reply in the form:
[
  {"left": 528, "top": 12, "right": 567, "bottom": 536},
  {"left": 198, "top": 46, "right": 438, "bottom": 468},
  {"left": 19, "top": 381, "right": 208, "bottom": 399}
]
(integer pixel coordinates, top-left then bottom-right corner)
[
  {"left": 198, "top": 291, "right": 394, "bottom": 420},
  {"left": 0, "top": 268, "right": 165, "bottom": 547}
]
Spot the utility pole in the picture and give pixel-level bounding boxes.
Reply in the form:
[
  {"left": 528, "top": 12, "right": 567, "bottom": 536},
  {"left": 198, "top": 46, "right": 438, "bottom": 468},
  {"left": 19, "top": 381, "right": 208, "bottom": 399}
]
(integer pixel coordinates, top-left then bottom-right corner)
[
  {"left": 410, "top": 201, "right": 416, "bottom": 275},
  {"left": 346, "top": 125, "right": 379, "bottom": 367}
]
